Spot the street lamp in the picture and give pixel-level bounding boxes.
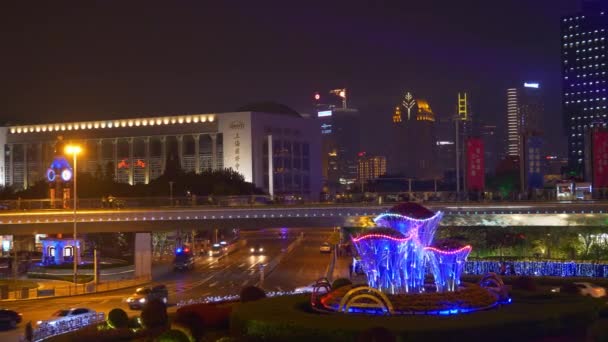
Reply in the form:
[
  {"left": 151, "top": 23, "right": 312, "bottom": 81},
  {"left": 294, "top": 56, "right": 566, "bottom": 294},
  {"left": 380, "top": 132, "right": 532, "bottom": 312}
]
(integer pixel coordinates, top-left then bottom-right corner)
[{"left": 65, "top": 144, "right": 82, "bottom": 285}]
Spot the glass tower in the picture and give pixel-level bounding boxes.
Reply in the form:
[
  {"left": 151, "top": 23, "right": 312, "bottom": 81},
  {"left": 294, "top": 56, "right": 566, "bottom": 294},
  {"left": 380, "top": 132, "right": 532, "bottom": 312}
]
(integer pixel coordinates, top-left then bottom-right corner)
[{"left": 561, "top": 6, "right": 607, "bottom": 176}]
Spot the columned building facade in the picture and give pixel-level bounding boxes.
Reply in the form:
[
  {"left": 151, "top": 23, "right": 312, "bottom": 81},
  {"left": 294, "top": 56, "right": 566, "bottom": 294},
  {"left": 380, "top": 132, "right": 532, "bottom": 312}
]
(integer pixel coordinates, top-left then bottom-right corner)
[{"left": 1, "top": 111, "right": 321, "bottom": 199}]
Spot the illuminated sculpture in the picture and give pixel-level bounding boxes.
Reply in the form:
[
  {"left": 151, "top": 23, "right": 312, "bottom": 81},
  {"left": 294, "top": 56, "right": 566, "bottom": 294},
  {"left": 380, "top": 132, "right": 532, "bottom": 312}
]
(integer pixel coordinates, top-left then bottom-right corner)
[{"left": 352, "top": 203, "right": 471, "bottom": 294}]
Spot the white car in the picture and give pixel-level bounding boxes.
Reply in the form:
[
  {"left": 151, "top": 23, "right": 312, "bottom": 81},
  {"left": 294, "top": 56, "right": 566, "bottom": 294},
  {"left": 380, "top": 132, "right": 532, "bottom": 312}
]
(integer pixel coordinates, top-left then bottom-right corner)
[
  {"left": 294, "top": 283, "right": 330, "bottom": 294},
  {"left": 37, "top": 308, "right": 97, "bottom": 327},
  {"left": 551, "top": 282, "right": 607, "bottom": 298},
  {"left": 320, "top": 243, "right": 332, "bottom": 253}
]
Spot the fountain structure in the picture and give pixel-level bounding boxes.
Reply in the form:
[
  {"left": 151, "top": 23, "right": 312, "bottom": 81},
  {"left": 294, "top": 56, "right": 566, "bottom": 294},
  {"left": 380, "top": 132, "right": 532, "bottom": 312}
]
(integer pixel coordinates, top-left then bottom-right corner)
[{"left": 353, "top": 203, "right": 470, "bottom": 294}]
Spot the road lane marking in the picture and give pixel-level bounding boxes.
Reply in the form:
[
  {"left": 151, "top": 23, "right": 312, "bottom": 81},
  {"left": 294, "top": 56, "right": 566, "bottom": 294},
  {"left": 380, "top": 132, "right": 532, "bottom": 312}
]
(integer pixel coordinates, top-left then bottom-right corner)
[{"left": 209, "top": 281, "right": 218, "bottom": 287}]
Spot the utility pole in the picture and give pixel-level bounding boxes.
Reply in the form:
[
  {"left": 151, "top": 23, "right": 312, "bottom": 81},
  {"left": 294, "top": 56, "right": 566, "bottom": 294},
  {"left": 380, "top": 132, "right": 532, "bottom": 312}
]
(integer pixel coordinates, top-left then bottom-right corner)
[{"left": 455, "top": 118, "right": 460, "bottom": 198}]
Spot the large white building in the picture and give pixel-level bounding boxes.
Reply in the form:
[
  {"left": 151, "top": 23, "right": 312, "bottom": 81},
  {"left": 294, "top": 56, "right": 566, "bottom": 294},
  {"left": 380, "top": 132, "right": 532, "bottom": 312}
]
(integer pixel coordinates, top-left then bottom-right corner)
[{"left": 0, "top": 110, "right": 322, "bottom": 199}]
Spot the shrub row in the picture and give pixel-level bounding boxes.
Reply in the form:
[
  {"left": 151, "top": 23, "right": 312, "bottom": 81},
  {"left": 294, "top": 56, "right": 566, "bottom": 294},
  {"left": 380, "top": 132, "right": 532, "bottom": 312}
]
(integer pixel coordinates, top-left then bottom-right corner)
[{"left": 230, "top": 293, "right": 603, "bottom": 342}]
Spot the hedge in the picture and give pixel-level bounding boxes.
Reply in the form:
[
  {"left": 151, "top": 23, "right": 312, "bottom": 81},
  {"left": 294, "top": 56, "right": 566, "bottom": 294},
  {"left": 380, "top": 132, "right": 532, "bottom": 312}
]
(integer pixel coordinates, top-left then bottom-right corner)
[{"left": 231, "top": 293, "right": 603, "bottom": 342}]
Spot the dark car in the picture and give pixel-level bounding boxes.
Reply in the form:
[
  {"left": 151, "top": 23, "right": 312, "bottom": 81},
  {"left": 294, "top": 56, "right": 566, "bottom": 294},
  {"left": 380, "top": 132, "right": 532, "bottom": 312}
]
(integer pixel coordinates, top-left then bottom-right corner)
[
  {"left": 173, "top": 252, "right": 195, "bottom": 271},
  {"left": 0, "top": 309, "right": 22, "bottom": 329},
  {"left": 126, "top": 285, "right": 169, "bottom": 310},
  {"left": 249, "top": 245, "right": 264, "bottom": 255}
]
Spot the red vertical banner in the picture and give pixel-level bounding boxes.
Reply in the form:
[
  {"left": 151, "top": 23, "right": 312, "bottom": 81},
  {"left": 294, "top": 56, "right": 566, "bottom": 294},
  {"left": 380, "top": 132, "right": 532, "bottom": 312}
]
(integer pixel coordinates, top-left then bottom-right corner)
[
  {"left": 466, "top": 138, "right": 485, "bottom": 191},
  {"left": 593, "top": 129, "right": 608, "bottom": 188}
]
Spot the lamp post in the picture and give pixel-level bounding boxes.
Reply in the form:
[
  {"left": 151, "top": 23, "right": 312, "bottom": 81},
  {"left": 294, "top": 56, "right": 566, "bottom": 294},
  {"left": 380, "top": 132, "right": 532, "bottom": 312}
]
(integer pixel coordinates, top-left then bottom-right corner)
[{"left": 65, "top": 144, "right": 82, "bottom": 285}]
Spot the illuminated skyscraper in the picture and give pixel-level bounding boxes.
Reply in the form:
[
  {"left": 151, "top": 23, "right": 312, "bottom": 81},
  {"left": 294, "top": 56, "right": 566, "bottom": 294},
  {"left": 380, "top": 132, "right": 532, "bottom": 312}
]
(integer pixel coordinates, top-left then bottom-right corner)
[
  {"left": 505, "top": 83, "right": 544, "bottom": 158},
  {"left": 561, "top": 4, "right": 608, "bottom": 176},
  {"left": 507, "top": 88, "right": 520, "bottom": 157},
  {"left": 313, "top": 89, "right": 361, "bottom": 192},
  {"left": 392, "top": 92, "right": 438, "bottom": 179}
]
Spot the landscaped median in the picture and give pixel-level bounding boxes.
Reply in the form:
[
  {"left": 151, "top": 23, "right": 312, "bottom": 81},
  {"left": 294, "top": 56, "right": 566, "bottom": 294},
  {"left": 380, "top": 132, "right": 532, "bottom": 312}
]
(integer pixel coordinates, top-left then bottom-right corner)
[{"left": 230, "top": 291, "right": 606, "bottom": 341}]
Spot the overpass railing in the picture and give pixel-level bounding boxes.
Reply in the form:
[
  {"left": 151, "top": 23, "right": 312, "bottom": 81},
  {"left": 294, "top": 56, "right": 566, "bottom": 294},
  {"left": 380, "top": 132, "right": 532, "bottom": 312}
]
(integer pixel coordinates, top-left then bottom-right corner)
[{"left": 1, "top": 190, "right": 603, "bottom": 211}]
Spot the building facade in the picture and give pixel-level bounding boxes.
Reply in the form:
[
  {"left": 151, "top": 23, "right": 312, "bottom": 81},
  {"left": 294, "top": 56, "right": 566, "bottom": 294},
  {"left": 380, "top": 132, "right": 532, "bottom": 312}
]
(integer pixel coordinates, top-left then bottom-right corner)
[
  {"left": 561, "top": 5, "right": 607, "bottom": 176},
  {"left": 357, "top": 153, "right": 386, "bottom": 185},
  {"left": 392, "top": 92, "right": 438, "bottom": 179},
  {"left": 315, "top": 107, "right": 361, "bottom": 192},
  {"left": 1, "top": 111, "right": 322, "bottom": 199},
  {"left": 506, "top": 83, "right": 544, "bottom": 158}
]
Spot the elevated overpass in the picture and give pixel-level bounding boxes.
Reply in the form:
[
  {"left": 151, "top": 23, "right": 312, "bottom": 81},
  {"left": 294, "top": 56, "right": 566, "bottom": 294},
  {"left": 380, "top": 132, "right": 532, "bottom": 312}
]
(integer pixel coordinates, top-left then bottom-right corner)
[{"left": 0, "top": 201, "right": 607, "bottom": 234}]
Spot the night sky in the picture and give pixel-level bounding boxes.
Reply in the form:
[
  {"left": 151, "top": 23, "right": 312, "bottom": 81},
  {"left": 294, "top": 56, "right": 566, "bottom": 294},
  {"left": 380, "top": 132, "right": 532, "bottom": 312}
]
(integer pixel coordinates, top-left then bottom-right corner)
[{"left": 0, "top": 1, "right": 582, "bottom": 156}]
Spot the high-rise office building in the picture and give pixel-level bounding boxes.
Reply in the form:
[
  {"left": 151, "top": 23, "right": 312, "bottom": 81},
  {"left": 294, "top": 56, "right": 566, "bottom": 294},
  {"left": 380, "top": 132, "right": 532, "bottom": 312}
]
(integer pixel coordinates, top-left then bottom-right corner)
[
  {"left": 313, "top": 89, "right": 361, "bottom": 192},
  {"left": 505, "top": 83, "right": 544, "bottom": 192},
  {"left": 506, "top": 83, "right": 544, "bottom": 158},
  {"left": 507, "top": 88, "right": 521, "bottom": 157},
  {"left": 561, "top": 4, "right": 608, "bottom": 177},
  {"left": 392, "top": 92, "right": 438, "bottom": 179},
  {"left": 357, "top": 153, "right": 387, "bottom": 185}
]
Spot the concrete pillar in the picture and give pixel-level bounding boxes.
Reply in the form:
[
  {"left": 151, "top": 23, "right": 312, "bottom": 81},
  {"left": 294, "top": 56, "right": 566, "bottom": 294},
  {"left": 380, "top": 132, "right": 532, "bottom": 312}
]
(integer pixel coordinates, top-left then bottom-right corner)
[
  {"left": 97, "top": 139, "right": 103, "bottom": 171},
  {"left": 8, "top": 144, "right": 14, "bottom": 186},
  {"left": 128, "top": 138, "right": 134, "bottom": 185},
  {"left": 193, "top": 134, "right": 200, "bottom": 174},
  {"left": 177, "top": 135, "right": 184, "bottom": 170},
  {"left": 268, "top": 135, "right": 274, "bottom": 199},
  {"left": 134, "top": 232, "right": 152, "bottom": 280},
  {"left": 112, "top": 139, "right": 118, "bottom": 182},
  {"left": 160, "top": 136, "right": 167, "bottom": 173},
  {"left": 144, "top": 137, "right": 151, "bottom": 184},
  {"left": 210, "top": 133, "right": 218, "bottom": 170},
  {"left": 38, "top": 143, "right": 44, "bottom": 181},
  {"left": 23, "top": 143, "right": 28, "bottom": 189}
]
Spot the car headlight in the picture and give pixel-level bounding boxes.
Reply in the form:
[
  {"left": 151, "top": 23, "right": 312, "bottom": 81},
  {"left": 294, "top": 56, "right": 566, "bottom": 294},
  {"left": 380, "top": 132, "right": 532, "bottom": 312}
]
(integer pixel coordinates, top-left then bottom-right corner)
[
  {"left": 127, "top": 298, "right": 133, "bottom": 302},
  {"left": 250, "top": 248, "right": 255, "bottom": 252},
  {"left": 139, "top": 298, "right": 146, "bottom": 303},
  {"left": 259, "top": 248, "right": 264, "bottom": 252}
]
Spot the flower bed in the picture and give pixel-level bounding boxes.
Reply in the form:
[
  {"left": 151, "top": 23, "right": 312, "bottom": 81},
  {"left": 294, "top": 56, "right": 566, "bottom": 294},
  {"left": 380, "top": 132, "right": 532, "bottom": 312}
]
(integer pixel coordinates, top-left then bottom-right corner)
[
  {"left": 230, "top": 293, "right": 603, "bottom": 342},
  {"left": 320, "top": 283, "right": 498, "bottom": 314}
]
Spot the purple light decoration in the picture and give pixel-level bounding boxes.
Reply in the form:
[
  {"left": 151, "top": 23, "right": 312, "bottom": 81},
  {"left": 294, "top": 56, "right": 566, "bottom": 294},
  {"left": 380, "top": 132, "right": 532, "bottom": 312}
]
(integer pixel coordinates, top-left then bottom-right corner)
[
  {"left": 352, "top": 228, "right": 412, "bottom": 294},
  {"left": 353, "top": 203, "right": 472, "bottom": 294},
  {"left": 425, "top": 246, "right": 472, "bottom": 292}
]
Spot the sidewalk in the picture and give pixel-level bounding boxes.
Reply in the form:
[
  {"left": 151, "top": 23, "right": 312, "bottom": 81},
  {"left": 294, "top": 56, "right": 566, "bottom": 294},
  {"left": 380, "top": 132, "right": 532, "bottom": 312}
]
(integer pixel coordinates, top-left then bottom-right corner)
[{"left": 332, "top": 254, "right": 366, "bottom": 284}]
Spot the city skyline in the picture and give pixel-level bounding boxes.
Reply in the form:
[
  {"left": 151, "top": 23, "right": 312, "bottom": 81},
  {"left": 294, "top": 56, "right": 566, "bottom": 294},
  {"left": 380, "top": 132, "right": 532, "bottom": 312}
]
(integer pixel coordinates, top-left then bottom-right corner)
[{"left": 0, "top": 1, "right": 584, "bottom": 159}]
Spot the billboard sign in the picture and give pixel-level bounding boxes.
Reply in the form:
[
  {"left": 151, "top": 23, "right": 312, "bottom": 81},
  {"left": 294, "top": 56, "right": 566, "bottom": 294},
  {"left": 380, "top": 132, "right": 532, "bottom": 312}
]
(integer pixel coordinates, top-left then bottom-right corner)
[
  {"left": 218, "top": 113, "right": 253, "bottom": 182},
  {"left": 593, "top": 128, "right": 608, "bottom": 188},
  {"left": 466, "top": 138, "right": 484, "bottom": 191},
  {"left": 527, "top": 136, "right": 543, "bottom": 189}
]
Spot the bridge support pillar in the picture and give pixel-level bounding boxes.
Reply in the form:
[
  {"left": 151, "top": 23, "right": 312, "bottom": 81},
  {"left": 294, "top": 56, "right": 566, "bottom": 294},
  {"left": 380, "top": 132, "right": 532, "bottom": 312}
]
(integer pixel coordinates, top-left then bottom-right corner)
[{"left": 134, "top": 232, "right": 152, "bottom": 280}]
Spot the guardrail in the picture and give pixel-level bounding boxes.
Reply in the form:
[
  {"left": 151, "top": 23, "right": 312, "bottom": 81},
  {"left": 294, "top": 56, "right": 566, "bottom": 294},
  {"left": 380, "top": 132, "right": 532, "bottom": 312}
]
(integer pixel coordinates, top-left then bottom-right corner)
[
  {"left": 2, "top": 190, "right": 605, "bottom": 211},
  {"left": 30, "top": 312, "right": 105, "bottom": 342},
  {"left": 1, "top": 276, "right": 151, "bottom": 301}
]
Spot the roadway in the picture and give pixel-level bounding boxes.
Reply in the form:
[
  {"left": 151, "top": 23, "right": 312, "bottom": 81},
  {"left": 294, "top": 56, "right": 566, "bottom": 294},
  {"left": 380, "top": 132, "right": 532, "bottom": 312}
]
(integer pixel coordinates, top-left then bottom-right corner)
[{"left": 0, "top": 227, "right": 333, "bottom": 341}]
